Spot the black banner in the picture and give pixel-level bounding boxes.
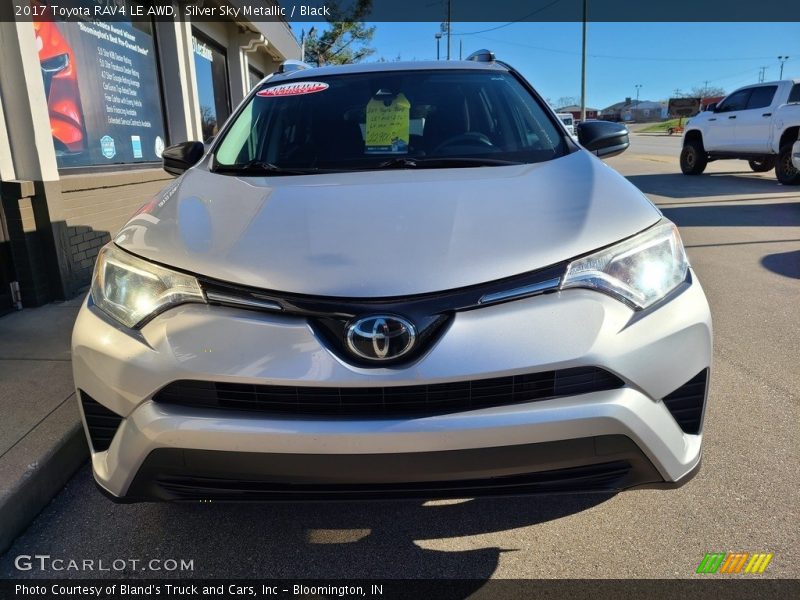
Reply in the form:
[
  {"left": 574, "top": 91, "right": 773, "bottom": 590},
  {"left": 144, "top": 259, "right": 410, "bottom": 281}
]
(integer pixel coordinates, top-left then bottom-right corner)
[
  {"left": 32, "top": 2, "right": 167, "bottom": 168},
  {"left": 2, "top": 579, "right": 799, "bottom": 600},
  {"left": 6, "top": 0, "right": 800, "bottom": 23}
]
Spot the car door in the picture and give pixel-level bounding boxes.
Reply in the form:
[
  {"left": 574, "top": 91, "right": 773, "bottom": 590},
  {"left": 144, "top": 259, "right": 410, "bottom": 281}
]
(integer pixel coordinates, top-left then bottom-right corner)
[
  {"left": 704, "top": 88, "right": 751, "bottom": 151},
  {"left": 735, "top": 85, "right": 778, "bottom": 153}
]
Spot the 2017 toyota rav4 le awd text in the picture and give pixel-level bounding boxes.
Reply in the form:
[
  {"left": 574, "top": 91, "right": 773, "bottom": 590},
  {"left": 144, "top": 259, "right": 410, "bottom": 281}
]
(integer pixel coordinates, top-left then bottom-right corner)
[{"left": 73, "top": 53, "right": 712, "bottom": 501}]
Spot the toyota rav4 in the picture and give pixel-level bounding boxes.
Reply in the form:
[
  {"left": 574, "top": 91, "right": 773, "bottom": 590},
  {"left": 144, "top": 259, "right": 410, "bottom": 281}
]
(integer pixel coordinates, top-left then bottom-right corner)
[{"left": 73, "top": 53, "right": 712, "bottom": 501}]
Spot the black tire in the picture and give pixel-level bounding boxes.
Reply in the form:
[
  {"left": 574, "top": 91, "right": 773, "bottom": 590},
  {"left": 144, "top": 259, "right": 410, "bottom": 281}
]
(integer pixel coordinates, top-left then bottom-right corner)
[
  {"left": 748, "top": 157, "right": 776, "bottom": 172},
  {"left": 680, "top": 140, "right": 708, "bottom": 175},
  {"left": 776, "top": 144, "right": 800, "bottom": 185}
]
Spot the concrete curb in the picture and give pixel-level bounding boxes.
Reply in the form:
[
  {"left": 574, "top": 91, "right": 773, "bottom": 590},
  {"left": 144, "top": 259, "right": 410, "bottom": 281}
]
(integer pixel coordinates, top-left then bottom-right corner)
[{"left": 0, "top": 395, "right": 89, "bottom": 555}]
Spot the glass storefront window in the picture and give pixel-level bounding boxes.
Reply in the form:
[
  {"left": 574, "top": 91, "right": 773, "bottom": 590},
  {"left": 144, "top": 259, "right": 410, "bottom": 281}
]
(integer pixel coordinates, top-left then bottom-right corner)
[
  {"left": 192, "top": 31, "right": 230, "bottom": 141},
  {"left": 248, "top": 66, "right": 264, "bottom": 91}
]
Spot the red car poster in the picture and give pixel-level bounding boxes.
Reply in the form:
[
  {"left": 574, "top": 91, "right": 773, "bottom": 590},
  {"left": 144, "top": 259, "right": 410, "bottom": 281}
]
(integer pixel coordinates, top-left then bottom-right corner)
[{"left": 33, "top": 2, "right": 166, "bottom": 168}]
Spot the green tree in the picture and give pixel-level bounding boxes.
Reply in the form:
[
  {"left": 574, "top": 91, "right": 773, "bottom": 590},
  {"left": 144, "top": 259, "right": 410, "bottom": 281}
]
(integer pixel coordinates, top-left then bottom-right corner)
[{"left": 303, "top": 1, "right": 376, "bottom": 67}]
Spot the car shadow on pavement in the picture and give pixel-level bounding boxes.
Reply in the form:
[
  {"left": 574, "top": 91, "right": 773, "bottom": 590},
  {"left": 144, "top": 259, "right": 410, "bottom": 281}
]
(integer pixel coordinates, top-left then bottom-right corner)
[
  {"left": 0, "top": 466, "right": 614, "bottom": 589},
  {"left": 626, "top": 173, "right": 787, "bottom": 198},
  {"left": 661, "top": 201, "right": 800, "bottom": 228},
  {"left": 761, "top": 250, "right": 800, "bottom": 279}
]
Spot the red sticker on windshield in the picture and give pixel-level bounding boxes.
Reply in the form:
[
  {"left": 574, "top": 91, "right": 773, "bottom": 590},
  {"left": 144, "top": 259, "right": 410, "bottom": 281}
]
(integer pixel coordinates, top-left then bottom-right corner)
[{"left": 257, "top": 82, "right": 329, "bottom": 97}]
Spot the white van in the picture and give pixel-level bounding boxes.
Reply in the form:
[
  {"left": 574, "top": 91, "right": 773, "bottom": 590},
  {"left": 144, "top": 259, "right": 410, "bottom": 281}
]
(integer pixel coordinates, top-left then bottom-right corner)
[{"left": 557, "top": 113, "right": 578, "bottom": 140}]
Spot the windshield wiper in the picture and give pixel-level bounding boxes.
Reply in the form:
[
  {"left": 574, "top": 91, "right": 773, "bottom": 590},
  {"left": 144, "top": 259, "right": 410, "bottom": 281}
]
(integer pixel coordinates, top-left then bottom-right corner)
[
  {"left": 213, "top": 160, "right": 320, "bottom": 176},
  {"left": 376, "top": 157, "right": 522, "bottom": 169}
]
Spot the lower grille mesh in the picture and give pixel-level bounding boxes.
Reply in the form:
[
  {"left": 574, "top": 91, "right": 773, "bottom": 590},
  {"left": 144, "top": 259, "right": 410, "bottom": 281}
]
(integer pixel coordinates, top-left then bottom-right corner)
[
  {"left": 152, "top": 460, "right": 633, "bottom": 499},
  {"left": 153, "top": 367, "right": 624, "bottom": 417},
  {"left": 80, "top": 391, "right": 123, "bottom": 451}
]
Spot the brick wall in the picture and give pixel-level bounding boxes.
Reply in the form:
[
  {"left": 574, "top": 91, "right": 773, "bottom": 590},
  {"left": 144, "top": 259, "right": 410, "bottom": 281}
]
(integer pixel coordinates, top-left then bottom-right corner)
[{"left": 59, "top": 169, "right": 173, "bottom": 291}]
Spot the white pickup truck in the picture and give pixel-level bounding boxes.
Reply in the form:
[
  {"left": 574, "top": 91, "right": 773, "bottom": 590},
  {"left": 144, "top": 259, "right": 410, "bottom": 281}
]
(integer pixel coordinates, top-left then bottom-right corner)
[{"left": 680, "top": 79, "right": 800, "bottom": 184}]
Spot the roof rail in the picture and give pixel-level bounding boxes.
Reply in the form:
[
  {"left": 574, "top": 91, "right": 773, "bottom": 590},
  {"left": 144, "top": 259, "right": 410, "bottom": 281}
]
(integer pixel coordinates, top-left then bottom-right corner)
[
  {"left": 277, "top": 59, "right": 312, "bottom": 74},
  {"left": 466, "top": 49, "right": 496, "bottom": 63}
]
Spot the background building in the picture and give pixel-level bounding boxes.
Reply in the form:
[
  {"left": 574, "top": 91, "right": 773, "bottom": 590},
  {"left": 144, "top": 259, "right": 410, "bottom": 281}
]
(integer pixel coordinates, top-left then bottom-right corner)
[
  {"left": 599, "top": 99, "right": 669, "bottom": 123},
  {"left": 0, "top": 1, "right": 300, "bottom": 315},
  {"left": 555, "top": 105, "right": 599, "bottom": 121}
]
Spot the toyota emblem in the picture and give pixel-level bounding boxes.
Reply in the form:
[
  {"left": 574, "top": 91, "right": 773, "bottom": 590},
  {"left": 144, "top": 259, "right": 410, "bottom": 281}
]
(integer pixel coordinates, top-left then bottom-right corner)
[{"left": 345, "top": 316, "right": 417, "bottom": 361}]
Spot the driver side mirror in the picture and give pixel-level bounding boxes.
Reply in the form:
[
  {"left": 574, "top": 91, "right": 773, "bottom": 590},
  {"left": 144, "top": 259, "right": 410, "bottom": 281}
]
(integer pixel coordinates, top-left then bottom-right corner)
[
  {"left": 576, "top": 121, "right": 629, "bottom": 158},
  {"left": 706, "top": 102, "right": 717, "bottom": 112},
  {"left": 162, "top": 141, "right": 205, "bottom": 176}
]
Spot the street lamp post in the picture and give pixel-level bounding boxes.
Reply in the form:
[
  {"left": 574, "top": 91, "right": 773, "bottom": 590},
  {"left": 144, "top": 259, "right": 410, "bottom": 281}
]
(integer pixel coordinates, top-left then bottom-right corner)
[
  {"left": 635, "top": 84, "right": 642, "bottom": 106},
  {"left": 435, "top": 33, "right": 442, "bottom": 61},
  {"left": 778, "top": 56, "right": 789, "bottom": 79}
]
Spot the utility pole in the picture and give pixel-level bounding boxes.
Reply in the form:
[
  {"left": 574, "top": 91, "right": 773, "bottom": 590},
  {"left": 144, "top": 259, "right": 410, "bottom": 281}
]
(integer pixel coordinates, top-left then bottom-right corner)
[
  {"left": 758, "top": 67, "right": 768, "bottom": 82},
  {"left": 446, "top": 0, "right": 452, "bottom": 61},
  {"left": 635, "top": 84, "right": 642, "bottom": 106},
  {"left": 580, "top": 0, "right": 587, "bottom": 122},
  {"left": 435, "top": 32, "right": 441, "bottom": 60},
  {"left": 300, "top": 27, "right": 316, "bottom": 63},
  {"left": 459, "top": 39, "right": 463, "bottom": 60},
  {"left": 702, "top": 80, "right": 709, "bottom": 96},
  {"left": 778, "top": 56, "right": 789, "bottom": 79}
]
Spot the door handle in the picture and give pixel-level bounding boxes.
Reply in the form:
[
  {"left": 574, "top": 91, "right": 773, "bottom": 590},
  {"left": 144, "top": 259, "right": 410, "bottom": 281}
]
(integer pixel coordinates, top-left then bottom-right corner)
[
  {"left": 709, "top": 118, "right": 717, "bottom": 121},
  {"left": 728, "top": 115, "right": 737, "bottom": 119},
  {"left": 762, "top": 112, "right": 772, "bottom": 117}
]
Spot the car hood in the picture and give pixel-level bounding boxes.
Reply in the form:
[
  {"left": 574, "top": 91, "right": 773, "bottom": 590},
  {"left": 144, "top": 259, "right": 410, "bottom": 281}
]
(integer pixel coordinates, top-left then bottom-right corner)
[{"left": 115, "top": 151, "right": 660, "bottom": 297}]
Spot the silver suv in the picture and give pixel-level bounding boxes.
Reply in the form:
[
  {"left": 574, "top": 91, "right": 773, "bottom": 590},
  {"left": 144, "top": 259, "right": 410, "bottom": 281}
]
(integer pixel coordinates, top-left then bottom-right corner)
[{"left": 73, "top": 53, "right": 712, "bottom": 501}]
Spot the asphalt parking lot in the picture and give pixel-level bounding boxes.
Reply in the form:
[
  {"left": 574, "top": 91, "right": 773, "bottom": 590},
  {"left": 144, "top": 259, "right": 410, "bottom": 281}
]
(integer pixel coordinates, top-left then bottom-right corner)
[{"left": 1, "top": 133, "right": 798, "bottom": 581}]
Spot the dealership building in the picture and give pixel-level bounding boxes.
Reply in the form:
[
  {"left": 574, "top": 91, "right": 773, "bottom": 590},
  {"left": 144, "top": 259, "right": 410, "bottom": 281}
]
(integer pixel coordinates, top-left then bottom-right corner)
[{"left": 0, "top": 1, "right": 300, "bottom": 315}]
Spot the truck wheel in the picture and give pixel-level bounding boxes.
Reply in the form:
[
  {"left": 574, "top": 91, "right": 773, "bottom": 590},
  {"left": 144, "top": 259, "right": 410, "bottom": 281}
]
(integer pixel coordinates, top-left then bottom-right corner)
[
  {"left": 776, "top": 144, "right": 800, "bottom": 185},
  {"left": 748, "top": 158, "right": 776, "bottom": 172},
  {"left": 680, "top": 141, "right": 707, "bottom": 175}
]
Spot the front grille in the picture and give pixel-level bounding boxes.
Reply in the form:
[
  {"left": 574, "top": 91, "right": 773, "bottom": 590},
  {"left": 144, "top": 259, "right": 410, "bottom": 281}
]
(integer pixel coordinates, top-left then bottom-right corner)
[
  {"left": 79, "top": 391, "right": 124, "bottom": 451},
  {"left": 153, "top": 367, "right": 624, "bottom": 417},
  {"left": 662, "top": 369, "right": 709, "bottom": 434}
]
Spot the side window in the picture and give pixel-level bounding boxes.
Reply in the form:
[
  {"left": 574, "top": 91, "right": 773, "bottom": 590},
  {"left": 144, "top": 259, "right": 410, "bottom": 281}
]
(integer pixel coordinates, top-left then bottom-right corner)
[
  {"left": 717, "top": 89, "right": 751, "bottom": 112},
  {"left": 745, "top": 86, "right": 777, "bottom": 110},
  {"left": 789, "top": 84, "right": 800, "bottom": 104},
  {"left": 192, "top": 31, "right": 231, "bottom": 141}
]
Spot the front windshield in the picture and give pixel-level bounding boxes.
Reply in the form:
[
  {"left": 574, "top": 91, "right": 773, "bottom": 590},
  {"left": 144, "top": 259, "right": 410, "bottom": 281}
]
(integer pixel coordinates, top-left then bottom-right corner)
[{"left": 214, "top": 69, "right": 568, "bottom": 173}]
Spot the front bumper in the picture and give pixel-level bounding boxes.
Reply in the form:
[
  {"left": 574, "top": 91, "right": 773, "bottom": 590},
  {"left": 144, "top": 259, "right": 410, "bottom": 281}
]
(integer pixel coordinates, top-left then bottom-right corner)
[{"left": 72, "top": 272, "right": 712, "bottom": 500}]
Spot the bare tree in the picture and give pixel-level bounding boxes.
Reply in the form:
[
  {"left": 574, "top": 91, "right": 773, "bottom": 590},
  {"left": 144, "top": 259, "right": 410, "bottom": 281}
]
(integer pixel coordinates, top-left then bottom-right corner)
[
  {"left": 675, "top": 86, "right": 726, "bottom": 99},
  {"left": 690, "top": 85, "right": 726, "bottom": 98},
  {"left": 557, "top": 96, "right": 579, "bottom": 109}
]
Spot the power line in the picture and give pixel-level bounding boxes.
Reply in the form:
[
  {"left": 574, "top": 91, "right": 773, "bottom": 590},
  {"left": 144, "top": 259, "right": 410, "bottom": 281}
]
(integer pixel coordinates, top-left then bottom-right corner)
[
  {"left": 471, "top": 34, "right": 799, "bottom": 63},
  {"left": 450, "top": 0, "right": 564, "bottom": 36}
]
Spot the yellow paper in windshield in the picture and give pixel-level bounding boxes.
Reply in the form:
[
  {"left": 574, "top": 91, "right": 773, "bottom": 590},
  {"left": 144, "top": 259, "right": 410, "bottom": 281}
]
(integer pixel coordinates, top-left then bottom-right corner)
[{"left": 365, "top": 93, "right": 410, "bottom": 154}]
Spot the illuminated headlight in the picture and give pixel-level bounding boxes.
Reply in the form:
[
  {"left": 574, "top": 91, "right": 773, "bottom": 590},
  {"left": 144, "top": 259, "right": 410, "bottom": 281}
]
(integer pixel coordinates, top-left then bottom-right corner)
[
  {"left": 561, "top": 219, "right": 689, "bottom": 309},
  {"left": 90, "top": 244, "right": 205, "bottom": 328}
]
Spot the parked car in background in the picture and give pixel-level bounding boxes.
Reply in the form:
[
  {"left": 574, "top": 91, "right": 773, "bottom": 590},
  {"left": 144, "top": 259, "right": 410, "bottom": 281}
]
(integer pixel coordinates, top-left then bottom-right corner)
[
  {"left": 556, "top": 112, "right": 578, "bottom": 140},
  {"left": 680, "top": 79, "right": 800, "bottom": 184},
  {"left": 73, "top": 55, "right": 711, "bottom": 502},
  {"left": 680, "top": 79, "right": 800, "bottom": 185}
]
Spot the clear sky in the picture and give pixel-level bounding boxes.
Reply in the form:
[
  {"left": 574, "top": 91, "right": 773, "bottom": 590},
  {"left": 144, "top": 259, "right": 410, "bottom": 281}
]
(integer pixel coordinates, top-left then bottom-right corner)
[{"left": 300, "top": 22, "right": 800, "bottom": 109}]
